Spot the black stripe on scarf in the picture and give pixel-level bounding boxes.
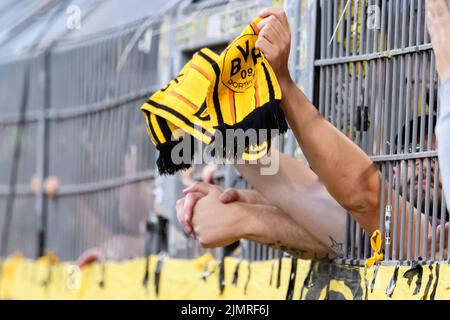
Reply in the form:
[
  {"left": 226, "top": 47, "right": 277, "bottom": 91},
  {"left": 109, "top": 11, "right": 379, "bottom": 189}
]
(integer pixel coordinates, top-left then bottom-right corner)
[
  {"left": 194, "top": 101, "right": 210, "bottom": 121},
  {"left": 198, "top": 51, "right": 223, "bottom": 124},
  {"left": 261, "top": 62, "right": 275, "bottom": 100},
  {"left": 156, "top": 115, "right": 174, "bottom": 142},
  {"left": 147, "top": 99, "right": 213, "bottom": 139},
  {"left": 143, "top": 110, "right": 161, "bottom": 145}
]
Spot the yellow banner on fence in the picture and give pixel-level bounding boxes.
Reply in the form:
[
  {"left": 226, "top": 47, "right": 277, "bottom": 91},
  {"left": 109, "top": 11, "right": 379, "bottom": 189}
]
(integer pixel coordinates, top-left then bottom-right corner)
[{"left": 0, "top": 255, "right": 449, "bottom": 300}]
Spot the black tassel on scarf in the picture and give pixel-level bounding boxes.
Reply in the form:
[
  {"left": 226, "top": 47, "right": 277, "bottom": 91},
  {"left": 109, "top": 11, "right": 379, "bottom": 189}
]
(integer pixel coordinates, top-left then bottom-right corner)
[
  {"left": 211, "top": 100, "right": 288, "bottom": 159},
  {"left": 156, "top": 136, "right": 195, "bottom": 175}
]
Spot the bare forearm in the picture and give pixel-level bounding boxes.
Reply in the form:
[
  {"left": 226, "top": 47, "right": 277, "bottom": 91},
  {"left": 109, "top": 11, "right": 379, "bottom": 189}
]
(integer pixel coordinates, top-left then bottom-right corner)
[
  {"left": 239, "top": 203, "right": 333, "bottom": 260},
  {"left": 281, "top": 81, "right": 381, "bottom": 229},
  {"left": 235, "top": 151, "right": 318, "bottom": 202},
  {"left": 236, "top": 153, "right": 347, "bottom": 251}
]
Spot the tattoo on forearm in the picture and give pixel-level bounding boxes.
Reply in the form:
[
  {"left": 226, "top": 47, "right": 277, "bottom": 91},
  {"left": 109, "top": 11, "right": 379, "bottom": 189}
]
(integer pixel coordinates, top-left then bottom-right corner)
[
  {"left": 329, "top": 236, "right": 345, "bottom": 258},
  {"left": 268, "top": 242, "right": 328, "bottom": 260}
]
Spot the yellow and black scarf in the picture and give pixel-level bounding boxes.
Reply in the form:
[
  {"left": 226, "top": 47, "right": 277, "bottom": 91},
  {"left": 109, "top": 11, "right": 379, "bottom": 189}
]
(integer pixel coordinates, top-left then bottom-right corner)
[{"left": 141, "top": 17, "right": 288, "bottom": 175}]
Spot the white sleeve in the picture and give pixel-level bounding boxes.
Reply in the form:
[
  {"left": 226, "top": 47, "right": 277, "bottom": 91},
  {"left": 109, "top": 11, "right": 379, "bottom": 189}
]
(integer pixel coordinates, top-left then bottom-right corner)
[{"left": 436, "top": 79, "right": 450, "bottom": 210}]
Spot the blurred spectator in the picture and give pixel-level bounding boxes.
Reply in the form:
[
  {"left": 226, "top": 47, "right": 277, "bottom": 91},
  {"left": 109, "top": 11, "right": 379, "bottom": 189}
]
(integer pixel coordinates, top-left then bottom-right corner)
[{"left": 31, "top": 144, "right": 153, "bottom": 267}]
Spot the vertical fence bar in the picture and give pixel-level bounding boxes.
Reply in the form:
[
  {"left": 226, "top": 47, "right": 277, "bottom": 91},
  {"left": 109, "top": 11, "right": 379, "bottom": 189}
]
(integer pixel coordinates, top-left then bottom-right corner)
[
  {"left": 430, "top": 160, "right": 439, "bottom": 259},
  {"left": 335, "top": 0, "right": 345, "bottom": 132},
  {"left": 330, "top": 0, "right": 338, "bottom": 128},
  {"left": 319, "top": 0, "right": 326, "bottom": 116},
  {"left": 35, "top": 51, "right": 51, "bottom": 258},
  {"left": 392, "top": 0, "right": 409, "bottom": 262},
  {"left": 324, "top": 0, "right": 332, "bottom": 122}
]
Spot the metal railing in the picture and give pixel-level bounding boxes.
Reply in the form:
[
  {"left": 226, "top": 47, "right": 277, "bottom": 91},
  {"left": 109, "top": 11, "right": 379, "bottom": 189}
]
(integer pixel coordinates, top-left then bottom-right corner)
[
  {"left": 315, "top": 0, "right": 448, "bottom": 265},
  {"left": 0, "top": 9, "right": 161, "bottom": 261},
  {"left": 1, "top": 0, "right": 448, "bottom": 268}
]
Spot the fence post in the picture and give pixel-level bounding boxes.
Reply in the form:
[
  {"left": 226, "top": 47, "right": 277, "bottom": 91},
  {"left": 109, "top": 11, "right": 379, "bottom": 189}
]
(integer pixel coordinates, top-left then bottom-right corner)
[{"left": 35, "top": 50, "right": 51, "bottom": 258}]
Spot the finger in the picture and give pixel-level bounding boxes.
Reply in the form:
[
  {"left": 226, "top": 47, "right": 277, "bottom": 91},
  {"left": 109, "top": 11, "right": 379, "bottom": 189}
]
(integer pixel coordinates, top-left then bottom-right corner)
[
  {"left": 183, "top": 192, "right": 204, "bottom": 235},
  {"left": 176, "top": 198, "right": 185, "bottom": 225},
  {"left": 257, "top": 15, "right": 289, "bottom": 41},
  {"left": 184, "top": 192, "right": 204, "bottom": 224},
  {"left": 182, "top": 181, "right": 210, "bottom": 196},
  {"left": 255, "top": 36, "right": 275, "bottom": 58},
  {"left": 202, "top": 164, "right": 217, "bottom": 184},
  {"left": 258, "top": 7, "right": 289, "bottom": 27},
  {"left": 259, "top": 22, "right": 286, "bottom": 46},
  {"left": 270, "top": 15, "right": 290, "bottom": 40},
  {"left": 219, "top": 188, "right": 240, "bottom": 203},
  {"left": 258, "top": 26, "right": 274, "bottom": 45},
  {"left": 176, "top": 198, "right": 192, "bottom": 235}
]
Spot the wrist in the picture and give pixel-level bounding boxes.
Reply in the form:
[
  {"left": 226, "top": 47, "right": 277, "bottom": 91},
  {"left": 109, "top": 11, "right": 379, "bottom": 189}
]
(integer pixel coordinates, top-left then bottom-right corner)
[
  {"left": 280, "top": 79, "right": 319, "bottom": 123},
  {"left": 278, "top": 74, "right": 295, "bottom": 95},
  {"left": 237, "top": 204, "right": 260, "bottom": 239}
]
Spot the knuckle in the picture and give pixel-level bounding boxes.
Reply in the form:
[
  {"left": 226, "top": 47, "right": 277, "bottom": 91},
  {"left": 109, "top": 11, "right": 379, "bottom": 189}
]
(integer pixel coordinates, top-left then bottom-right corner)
[
  {"left": 190, "top": 181, "right": 200, "bottom": 189},
  {"left": 228, "top": 188, "right": 237, "bottom": 194}
]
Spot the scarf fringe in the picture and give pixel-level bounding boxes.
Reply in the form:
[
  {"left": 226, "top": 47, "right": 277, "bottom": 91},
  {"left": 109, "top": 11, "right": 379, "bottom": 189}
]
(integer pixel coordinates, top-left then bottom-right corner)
[
  {"left": 211, "top": 100, "right": 288, "bottom": 159},
  {"left": 156, "top": 138, "right": 194, "bottom": 175}
]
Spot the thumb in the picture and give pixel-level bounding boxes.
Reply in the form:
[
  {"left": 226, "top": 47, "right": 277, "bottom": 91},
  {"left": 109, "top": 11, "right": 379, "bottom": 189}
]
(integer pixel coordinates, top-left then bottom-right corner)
[{"left": 219, "top": 188, "right": 241, "bottom": 203}]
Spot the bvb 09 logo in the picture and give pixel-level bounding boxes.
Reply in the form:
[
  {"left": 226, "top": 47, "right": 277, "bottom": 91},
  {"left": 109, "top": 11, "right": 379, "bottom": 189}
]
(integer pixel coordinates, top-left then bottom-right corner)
[{"left": 222, "top": 35, "right": 262, "bottom": 93}]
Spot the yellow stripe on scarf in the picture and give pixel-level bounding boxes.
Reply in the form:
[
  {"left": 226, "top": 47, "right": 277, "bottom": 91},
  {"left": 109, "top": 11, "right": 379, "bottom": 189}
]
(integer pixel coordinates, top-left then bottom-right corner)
[{"left": 141, "top": 18, "right": 288, "bottom": 175}]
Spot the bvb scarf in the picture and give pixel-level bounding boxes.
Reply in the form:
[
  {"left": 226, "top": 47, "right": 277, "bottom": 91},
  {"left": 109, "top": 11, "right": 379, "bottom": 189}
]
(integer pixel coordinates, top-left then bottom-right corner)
[{"left": 141, "top": 17, "right": 288, "bottom": 175}]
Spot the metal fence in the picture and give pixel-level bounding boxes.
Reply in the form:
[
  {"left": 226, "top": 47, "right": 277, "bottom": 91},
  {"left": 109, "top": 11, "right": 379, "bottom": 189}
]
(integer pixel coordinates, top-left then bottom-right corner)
[
  {"left": 1, "top": 0, "right": 449, "bottom": 266},
  {"left": 0, "top": 15, "right": 161, "bottom": 261},
  {"left": 315, "top": 0, "right": 449, "bottom": 264}
]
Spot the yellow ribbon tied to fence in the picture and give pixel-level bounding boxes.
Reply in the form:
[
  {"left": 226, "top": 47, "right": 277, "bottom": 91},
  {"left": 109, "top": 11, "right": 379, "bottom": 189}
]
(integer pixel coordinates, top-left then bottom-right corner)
[
  {"left": 365, "top": 229, "right": 384, "bottom": 268},
  {"left": 141, "top": 17, "right": 288, "bottom": 175}
]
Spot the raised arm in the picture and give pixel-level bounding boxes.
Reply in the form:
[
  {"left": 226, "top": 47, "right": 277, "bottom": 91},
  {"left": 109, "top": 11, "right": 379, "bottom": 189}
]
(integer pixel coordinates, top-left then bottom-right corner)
[
  {"left": 255, "top": 7, "right": 430, "bottom": 257},
  {"left": 279, "top": 74, "right": 381, "bottom": 232},
  {"left": 254, "top": 8, "right": 380, "bottom": 232}
]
